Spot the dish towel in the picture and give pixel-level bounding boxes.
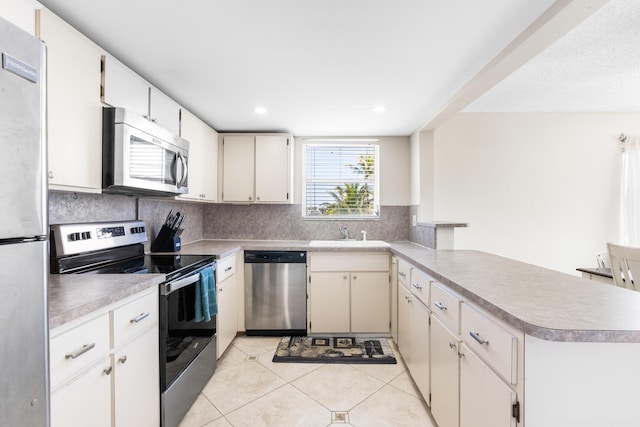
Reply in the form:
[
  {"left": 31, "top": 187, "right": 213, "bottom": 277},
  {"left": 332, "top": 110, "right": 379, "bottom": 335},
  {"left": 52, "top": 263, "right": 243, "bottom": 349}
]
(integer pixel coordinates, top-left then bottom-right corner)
[{"left": 195, "top": 266, "right": 217, "bottom": 322}]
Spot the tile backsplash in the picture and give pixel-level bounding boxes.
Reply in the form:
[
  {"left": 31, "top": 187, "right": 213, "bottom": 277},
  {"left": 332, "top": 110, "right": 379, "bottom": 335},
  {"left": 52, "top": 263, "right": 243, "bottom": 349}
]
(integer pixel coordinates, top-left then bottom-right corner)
[{"left": 49, "top": 192, "right": 410, "bottom": 245}]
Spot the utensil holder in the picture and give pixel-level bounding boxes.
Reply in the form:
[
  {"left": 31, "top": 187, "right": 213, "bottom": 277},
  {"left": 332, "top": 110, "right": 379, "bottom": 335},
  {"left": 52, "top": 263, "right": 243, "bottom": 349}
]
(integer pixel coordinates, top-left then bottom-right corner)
[{"left": 151, "top": 225, "right": 181, "bottom": 252}]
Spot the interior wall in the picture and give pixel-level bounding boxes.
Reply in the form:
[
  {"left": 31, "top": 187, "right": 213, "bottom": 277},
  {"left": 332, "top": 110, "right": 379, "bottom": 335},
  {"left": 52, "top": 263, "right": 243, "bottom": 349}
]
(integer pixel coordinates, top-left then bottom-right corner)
[{"left": 433, "top": 112, "right": 640, "bottom": 275}]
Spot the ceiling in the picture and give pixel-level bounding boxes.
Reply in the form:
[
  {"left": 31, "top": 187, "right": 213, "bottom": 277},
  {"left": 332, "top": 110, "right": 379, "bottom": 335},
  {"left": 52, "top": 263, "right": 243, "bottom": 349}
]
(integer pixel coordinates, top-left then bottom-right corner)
[
  {"left": 465, "top": 0, "right": 640, "bottom": 113},
  {"left": 37, "top": 0, "right": 627, "bottom": 136}
]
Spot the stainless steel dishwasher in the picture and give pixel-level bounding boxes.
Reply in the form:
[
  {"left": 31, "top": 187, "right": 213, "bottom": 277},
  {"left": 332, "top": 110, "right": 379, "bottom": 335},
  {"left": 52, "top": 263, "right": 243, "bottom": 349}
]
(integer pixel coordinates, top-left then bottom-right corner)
[{"left": 244, "top": 250, "right": 307, "bottom": 336}]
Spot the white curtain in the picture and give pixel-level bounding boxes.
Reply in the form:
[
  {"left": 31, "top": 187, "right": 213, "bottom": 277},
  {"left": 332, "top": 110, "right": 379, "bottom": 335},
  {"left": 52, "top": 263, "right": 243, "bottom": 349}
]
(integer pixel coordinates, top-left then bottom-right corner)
[{"left": 620, "top": 136, "right": 640, "bottom": 246}]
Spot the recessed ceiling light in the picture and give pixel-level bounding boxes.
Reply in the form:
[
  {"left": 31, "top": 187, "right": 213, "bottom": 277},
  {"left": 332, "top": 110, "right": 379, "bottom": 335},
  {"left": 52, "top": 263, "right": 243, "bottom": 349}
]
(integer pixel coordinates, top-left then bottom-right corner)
[
  {"left": 372, "top": 105, "right": 386, "bottom": 113},
  {"left": 254, "top": 107, "right": 267, "bottom": 115}
]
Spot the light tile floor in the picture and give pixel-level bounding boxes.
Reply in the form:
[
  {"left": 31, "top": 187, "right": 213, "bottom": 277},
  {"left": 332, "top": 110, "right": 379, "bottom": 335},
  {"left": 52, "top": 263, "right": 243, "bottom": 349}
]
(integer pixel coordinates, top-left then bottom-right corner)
[{"left": 178, "top": 336, "right": 437, "bottom": 427}]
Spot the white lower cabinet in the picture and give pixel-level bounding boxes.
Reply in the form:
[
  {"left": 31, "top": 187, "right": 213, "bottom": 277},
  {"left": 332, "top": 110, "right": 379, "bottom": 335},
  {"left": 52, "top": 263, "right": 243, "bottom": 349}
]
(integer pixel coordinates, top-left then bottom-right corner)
[
  {"left": 50, "top": 356, "right": 112, "bottom": 427},
  {"left": 408, "top": 296, "right": 430, "bottom": 402},
  {"left": 113, "top": 327, "right": 159, "bottom": 427},
  {"left": 309, "top": 272, "right": 350, "bottom": 333},
  {"left": 397, "top": 285, "right": 430, "bottom": 404},
  {"left": 216, "top": 254, "right": 238, "bottom": 357},
  {"left": 308, "top": 253, "right": 390, "bottom": 334},
  {"left": 395, "top": 259, "right": 523, "bottom": 426},
  {"left": 459, "top": 342, "right": 517, "bottom": 427},
  {"left": 396, "top": 262, "right": 431, "bottom": 404},
  {"left": 430, "top": 315, "right": 460, "bottom": 427},
  {"left": 397, "top": 284, "right": 412, "bottom": 363},
  {"left": 390, "top": 257, "right": 399, "bottom": 342},
  {"left": 50, "top": 288, "right": 159, "bottom": 427}
]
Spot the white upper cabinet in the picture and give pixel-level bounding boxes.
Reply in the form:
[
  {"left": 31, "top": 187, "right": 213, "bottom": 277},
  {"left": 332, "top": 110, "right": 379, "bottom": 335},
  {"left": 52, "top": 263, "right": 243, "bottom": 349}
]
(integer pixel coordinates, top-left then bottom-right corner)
[
  {"left": 177, "top": 109, "right": 218, "bottom": 202},
  {"left": 37, "top": 8, "right": 103, "bottom": 193},
  {"left": 101, "top": 55, "right": 181, "bottom": 135},
  {"left": 221, "top": 133, "right": 292, "bottom": 203},
  {"left": 254, "top": 135, "right": 291, "bottom": 202}
]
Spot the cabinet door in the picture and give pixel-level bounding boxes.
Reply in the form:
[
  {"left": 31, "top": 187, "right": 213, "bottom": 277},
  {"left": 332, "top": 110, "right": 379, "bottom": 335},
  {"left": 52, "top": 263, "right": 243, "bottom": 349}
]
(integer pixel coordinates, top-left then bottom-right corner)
[
  {"left": 431, "top": 315, "right": 460, "bottom": 427},
  {"left": 459, "top": 343, "right": 517, "bottom": 427},
  {"left": 200, "top": 124, "right": 219, "bottom": 202},
  {"left": 309, "top": 272, "right": 350, "bottom": 333},
  {"left": 351, "top": 272, "right": 390, "bottom": 333},
  {"left": 409, "top": 298, "right": 430, "bottom": 403},
  {"left": 397, "top": 285, "right": 412, "bottom": 365},
  {"left": 149, "top": 86, "right": 180, "bottom": 135},
  {"left": 113, "top": 327, "right": 160, "bottom": 427},
  {"left": 255, "top": 135, "right": 290, "bottom": 202},
  {"left": 101, "top": 54, "right": 149, "bottom": 117},
  {"left": 38, "top": 8, "right": 103, "bottom": 193},
  {"left": 50, "top": 357, "right": 112, "bottom": 427},
  {"left": 222, "top": 135, "right": 255, "bottom": 202},
  {"left": 179, "top": 109, "right": 218, "bottom": 202},
  {"left": 217, "top": 272, "right": 237, "bottom": 358}
]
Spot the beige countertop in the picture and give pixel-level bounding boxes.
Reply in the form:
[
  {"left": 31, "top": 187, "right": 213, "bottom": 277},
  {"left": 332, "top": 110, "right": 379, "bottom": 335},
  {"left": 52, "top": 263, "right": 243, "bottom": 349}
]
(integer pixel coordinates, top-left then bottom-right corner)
[
  {"left": 48, "top": 238, "right": 640, "bottom": 342},
  {"left": 390, "top": 242, "right": 640, "bottom": 343},
  {"left": 185, "top": 239, "right": 640, "bottom": 343},
  {"left": 48, "top": 273, "right": 165, "bottom": 330}
]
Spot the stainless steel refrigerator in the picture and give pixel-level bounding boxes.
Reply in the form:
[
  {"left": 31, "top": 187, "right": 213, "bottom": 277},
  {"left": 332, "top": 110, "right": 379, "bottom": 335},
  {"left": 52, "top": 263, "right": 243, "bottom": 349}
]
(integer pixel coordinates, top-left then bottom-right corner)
[{"left": 0, "top": 15, "right": 49, "bottom": 427}]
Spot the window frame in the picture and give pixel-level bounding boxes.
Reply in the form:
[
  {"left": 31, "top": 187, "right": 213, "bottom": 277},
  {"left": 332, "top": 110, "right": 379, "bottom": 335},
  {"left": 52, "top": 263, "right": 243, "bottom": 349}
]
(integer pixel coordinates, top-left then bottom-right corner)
[{"left": 302, "top": 140, "right": 380, "bottom": 220}]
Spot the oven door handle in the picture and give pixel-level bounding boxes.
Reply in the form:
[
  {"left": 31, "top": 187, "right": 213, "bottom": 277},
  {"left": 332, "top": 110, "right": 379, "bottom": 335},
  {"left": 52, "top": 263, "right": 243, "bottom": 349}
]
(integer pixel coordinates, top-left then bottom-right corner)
[{"left": 162, "top": 272, "right": 200, "bottom": 295}]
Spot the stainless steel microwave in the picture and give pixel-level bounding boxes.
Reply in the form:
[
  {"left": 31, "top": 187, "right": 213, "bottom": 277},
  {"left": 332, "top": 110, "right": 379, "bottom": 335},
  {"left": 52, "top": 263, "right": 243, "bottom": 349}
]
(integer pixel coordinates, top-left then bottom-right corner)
[{"left": 102, "top": 107, "right": 189, "bottom": 196}]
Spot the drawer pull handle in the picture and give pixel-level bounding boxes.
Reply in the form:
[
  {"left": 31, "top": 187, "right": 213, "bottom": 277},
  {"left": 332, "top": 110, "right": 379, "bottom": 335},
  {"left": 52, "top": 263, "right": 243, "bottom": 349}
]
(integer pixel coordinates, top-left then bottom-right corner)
[
  {"left": 103, "top": 366, "right": 113, "bottom": 375},
  {"left": 469, "top": 331, "right": 489, "bottom": 345},
  {"left": 118, "top": 355, "right": 128, "bottom": 364},
  {"left": 65, "top": 342, "right": 96, "bottom": 359},
  {"left": 399, "top": 272, "right": 406, "bottom": 277},
  {"left": 434, "top": 301, "right": 447, "bottom": 310},
  {"left": 412, "top": 283, "right": 422, "bottom": 290},
  {"left": 130, "top": 312, "right": 150, "bottom": 323},
  {"left": 449, "top": 341, "right": 456, "bottom": 350},
  {"left": 225, "top": 266, "right": 233, "bottom": 272}
]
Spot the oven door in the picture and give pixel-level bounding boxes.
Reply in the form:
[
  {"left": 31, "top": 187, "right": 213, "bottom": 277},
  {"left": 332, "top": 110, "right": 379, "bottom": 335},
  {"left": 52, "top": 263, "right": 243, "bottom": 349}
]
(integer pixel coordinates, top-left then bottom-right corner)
[{"left": 159, "top": 267, "right": 216, "bottom": 391}]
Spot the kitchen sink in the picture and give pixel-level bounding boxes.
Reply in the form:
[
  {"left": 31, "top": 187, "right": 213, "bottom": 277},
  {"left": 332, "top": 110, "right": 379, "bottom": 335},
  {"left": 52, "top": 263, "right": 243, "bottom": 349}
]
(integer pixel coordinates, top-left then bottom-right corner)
[{"left": 309, "top": 240, "right": 390, "bottom": 248}]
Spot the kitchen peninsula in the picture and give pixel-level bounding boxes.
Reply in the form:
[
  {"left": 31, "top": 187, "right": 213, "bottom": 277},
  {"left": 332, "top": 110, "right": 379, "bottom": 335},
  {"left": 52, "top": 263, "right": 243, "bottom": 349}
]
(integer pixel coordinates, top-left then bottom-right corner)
[{"left": 183, "top": 239, "right": 640, "bottom": 427}]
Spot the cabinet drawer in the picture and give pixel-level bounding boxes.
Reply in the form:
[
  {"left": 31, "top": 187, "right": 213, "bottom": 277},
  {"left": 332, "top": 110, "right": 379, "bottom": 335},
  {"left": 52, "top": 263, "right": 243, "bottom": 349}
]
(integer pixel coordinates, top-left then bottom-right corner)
[
  {"left": 112, "top": 290, "right": 158, "bottom": 348},
  {"left": 397, "top": 259, "right": 411, "bottom": 289},
  {"left": 310, "top": 253, "right": 390, "bottom": 272},
  {"left": 461, "top": 303, "right": 518, "bottom": 384},
  {"left": 50, "top": 313, "right": 110, "bottom": 389},
  {"left": 410, "top": 268, "right": 430, "bottom": 306},
  {"left": 216, "top": 255, "right": 236, "bottom": 283},
  {"left": 430, "top": 282, "right": 462, "bottom": 333}
]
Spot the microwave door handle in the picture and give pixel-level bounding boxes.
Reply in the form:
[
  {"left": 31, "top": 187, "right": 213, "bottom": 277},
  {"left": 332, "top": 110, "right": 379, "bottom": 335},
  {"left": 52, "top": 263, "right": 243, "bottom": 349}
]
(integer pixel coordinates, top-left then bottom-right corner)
[
  {"left": 178, "top": 152, "right": 188, "bottom": 188},
  {"left": 163, "top": 272, "right": 200, "bottom": 295},
  {"left": 174, "top": 152, "right": 187, "bottom": 188}
]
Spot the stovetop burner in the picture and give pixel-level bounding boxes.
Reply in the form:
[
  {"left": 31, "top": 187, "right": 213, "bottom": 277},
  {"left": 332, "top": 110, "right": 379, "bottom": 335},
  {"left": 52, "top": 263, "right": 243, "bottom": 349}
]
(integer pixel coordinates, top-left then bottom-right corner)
[
  {"left": 82, "top": 253, "right": 214, "bottom": 281},
  {"left": 49, "top": 220, "right": 214, "bottom": 278}
]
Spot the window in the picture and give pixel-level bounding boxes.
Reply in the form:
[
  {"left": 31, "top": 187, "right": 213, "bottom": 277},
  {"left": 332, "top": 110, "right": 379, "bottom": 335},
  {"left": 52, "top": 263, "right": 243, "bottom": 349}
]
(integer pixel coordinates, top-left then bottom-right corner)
[{"left": 303, "top": 142, "right": 380, "bottom": 219}]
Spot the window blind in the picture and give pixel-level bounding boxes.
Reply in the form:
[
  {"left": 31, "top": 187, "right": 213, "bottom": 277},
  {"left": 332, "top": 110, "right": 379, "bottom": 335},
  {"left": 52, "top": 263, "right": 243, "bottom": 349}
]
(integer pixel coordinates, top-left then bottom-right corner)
[{"left": 303, "top": 143, "right": 379, "bottom": 218}]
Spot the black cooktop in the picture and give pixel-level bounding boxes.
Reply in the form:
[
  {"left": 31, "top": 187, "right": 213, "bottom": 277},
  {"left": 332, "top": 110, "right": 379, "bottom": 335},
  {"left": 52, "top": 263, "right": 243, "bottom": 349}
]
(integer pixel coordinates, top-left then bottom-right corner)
[
  {"left": 52, "top": 243, "right": 214, "bottom": 280},
  {"left": 86, "top": 254, "right": 214, "bottom": 279}
]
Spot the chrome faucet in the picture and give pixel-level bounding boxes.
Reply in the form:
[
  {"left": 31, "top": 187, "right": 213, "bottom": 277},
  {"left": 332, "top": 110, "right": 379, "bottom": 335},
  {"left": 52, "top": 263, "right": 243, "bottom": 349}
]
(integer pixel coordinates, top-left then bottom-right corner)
[{"left": 339, "top": 226, "right": 349, "bottom": 240}]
